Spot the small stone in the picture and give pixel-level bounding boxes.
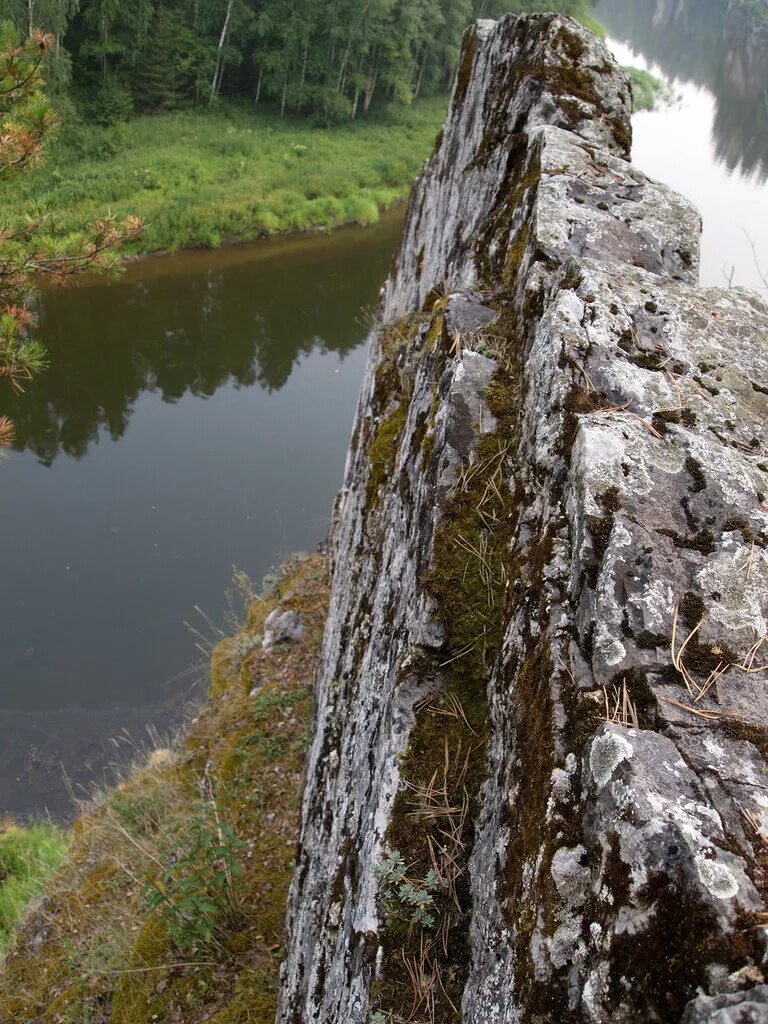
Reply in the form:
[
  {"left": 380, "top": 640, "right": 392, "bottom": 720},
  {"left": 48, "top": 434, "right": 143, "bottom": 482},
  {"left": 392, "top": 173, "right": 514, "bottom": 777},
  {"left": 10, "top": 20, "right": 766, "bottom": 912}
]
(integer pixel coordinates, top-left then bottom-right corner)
[
  {"left": 680, "top": 984, "right": 768, "bottom": 1024},
  {"left": 262, "top": 609, "right": 305, "bottom": 652}
]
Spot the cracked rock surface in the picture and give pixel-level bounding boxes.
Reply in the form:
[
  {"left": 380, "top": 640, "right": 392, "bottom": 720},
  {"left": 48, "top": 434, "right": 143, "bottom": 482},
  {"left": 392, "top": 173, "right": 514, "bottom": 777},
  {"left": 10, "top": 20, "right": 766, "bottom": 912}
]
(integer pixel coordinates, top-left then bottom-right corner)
[{"left": 277, "top": 13, "right": 768, "bottom": 1024}]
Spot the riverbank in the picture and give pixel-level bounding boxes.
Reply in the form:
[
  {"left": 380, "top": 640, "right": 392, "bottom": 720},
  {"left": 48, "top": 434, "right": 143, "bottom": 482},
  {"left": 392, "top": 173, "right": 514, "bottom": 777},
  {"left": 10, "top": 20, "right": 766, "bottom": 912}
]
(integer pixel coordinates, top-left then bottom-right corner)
[
  {"left": 1, "top": 60, "right": 666, "bottom": 262},
  {"left": 0, "top": 823, "right": 67, "bottom": 955},
  {"left": 0, "top": 99, "right": 446, "bottom": 257},
  {"left": 0, "top": 553, "right": 327, "bottom": 1022}
]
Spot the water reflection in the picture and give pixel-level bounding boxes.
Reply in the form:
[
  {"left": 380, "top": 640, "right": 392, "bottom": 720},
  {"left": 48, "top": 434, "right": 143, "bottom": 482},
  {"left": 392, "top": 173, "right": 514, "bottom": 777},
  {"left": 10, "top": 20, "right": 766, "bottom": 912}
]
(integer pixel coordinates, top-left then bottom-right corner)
[
  {"left": 0, "top": 214, "right": 402, "bottom": 818},
  {"left": 597, "top": 0, "right": 768, "bottom": 182},
  {"left": 2, "top": 220, "right": 397, "bottom": 465}
]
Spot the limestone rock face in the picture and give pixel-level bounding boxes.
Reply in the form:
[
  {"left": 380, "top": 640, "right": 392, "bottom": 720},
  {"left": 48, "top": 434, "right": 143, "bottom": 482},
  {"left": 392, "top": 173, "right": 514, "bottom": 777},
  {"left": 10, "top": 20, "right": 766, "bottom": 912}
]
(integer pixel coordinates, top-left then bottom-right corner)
[{"left": 277, "top": 14, "right": 768, "bottom": 1024}]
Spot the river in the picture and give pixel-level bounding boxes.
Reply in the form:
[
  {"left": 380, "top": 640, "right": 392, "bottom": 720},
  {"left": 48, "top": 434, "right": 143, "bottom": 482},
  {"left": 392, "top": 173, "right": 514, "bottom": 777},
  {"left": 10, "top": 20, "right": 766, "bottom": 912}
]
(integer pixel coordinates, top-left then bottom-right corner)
[
  {"left": 597, "top": 0, "right": 768, "bottom": 289},
  {"left": 2, "top": 0, "right": 767, "bottom": 819},
  {"left": 0, "top": 213, "right": 403, "bottom": 818}
]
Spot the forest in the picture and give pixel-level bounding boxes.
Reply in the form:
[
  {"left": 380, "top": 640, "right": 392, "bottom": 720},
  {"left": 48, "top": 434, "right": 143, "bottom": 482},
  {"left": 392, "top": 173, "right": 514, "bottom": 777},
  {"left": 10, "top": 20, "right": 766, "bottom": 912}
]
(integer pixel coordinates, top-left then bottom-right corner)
[{"left": 0, "top": 0, "right": 598, "bottom": 123}]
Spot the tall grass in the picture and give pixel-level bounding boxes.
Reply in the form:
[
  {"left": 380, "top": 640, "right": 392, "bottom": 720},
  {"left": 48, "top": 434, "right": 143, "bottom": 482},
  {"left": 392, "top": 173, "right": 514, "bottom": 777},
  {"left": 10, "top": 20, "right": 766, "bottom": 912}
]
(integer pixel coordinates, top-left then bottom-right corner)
[
  {"left": 0, "top": 823, "right": 68, "bottom": 954},
  {"left": 0, "top": 98, "right": 447, "bottom": 256}
]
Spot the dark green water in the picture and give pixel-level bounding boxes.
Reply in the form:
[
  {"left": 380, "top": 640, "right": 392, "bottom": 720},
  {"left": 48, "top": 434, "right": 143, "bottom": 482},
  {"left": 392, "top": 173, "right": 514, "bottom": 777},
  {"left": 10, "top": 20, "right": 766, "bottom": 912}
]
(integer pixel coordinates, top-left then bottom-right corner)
[{"left": 0, "top": 213, "right": 403, "bottom": 818}]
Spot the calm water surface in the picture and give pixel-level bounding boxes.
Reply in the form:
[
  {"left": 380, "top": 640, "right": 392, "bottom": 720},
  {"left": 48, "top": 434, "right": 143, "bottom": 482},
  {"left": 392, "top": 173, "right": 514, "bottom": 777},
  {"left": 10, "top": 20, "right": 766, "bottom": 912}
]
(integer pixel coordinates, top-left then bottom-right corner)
[
  {"left": 3, "top": 0, "right": 768, "bottom": 819},
  {"left": 0, "top": 214, "right": 403, "bottom": 817},
  {"left": 597, "top": 0, "right": 768, "bottom": 290}
]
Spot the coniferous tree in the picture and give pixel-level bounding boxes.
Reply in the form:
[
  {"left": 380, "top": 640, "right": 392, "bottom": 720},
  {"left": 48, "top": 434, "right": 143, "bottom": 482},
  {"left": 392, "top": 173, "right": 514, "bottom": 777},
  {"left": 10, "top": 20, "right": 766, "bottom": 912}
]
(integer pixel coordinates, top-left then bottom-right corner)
[
  {"left": 0, "top": 20, "right": 140, "bottom": 452},
  {"left": 133, "top": 7, "right": 192, "bottom": 110}
]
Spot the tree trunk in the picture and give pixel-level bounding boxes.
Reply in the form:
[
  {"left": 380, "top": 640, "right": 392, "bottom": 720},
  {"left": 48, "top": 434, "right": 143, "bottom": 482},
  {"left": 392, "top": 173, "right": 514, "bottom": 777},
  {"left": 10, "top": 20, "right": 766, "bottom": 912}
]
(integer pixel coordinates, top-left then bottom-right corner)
[
  {"left": 210, "top": 0, "right": 235, "bottom": 102},
  {"left": 414, "top": 46, "right": 429, "bottom": 99},
  {"left": 255, "top": 64, "right": 263, "bottom": 106},
  {"left": 364, "top": 64, "right": 378, "bottom": 113},
  {"left": 299, "top": 32, "right": 310, "bottom": 111},
  {"left": 337, "top": 46, "right": 350, "bottom": 93},
  {"left": 102, "top": 16, "right": 108, "bottom": 81}
]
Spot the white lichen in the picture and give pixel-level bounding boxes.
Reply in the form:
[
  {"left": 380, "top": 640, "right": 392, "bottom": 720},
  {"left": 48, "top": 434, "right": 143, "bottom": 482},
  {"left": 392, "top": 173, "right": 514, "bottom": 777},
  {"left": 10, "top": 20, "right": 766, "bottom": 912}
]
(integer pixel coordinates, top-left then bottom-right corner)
[
  {"left": 589, "top": 730, "right": 634, "bottom": 789},
  {"left": 550, "top": 845, "right": 590, "bottom": 907},
  {"left": 695, "top": 855, "right": 739, "bottom": 900}
]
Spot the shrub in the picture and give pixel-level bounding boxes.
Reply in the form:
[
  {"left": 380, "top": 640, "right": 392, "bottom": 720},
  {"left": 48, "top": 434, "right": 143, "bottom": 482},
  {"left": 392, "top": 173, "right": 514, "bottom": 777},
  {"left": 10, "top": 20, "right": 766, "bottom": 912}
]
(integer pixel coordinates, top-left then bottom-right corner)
[
  {"left": 87, "top": 79, "right": 134, "bottom": 126},
  {"left": 142, "top": 803, "right": 247, "bottom": 951},
  {"left": 310, "top": 89, "right": 353, "bottom": 127}
]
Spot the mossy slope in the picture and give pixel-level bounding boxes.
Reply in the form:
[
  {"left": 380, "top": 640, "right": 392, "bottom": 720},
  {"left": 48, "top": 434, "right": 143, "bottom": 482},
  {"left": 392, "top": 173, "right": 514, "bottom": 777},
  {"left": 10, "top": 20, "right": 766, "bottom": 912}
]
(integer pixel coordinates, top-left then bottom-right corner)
[{"left": 0, "top": 554, "right": 327, "bottom": 1024}]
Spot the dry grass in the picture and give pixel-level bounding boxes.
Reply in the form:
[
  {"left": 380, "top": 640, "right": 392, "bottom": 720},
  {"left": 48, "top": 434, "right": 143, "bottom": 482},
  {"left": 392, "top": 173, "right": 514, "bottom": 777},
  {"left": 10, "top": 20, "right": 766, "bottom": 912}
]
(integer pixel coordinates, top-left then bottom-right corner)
[
  {"left": 603, "top": 678, "right": 639, "bottom": 729},
  {"left": 668, "top": 600, "right": 768, "bottom": 720}
]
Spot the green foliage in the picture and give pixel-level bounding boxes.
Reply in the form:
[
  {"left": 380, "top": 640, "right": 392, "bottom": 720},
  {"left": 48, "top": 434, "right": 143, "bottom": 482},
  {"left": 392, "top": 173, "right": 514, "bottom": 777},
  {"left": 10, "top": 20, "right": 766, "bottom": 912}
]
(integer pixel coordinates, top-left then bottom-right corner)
[
  {"left": 3, "top": 0, "right": 599, "bottom": 121},
  {"left": 374, "top": 848, "right": 443, "bottom": 929},
  {"left": 736, "top": 0, "right": 768, "bottom": 23},
  {"left": 110, "top": 785, "right": 167, "bottom": 836},
  {"left": 0, "top": 823, "right": 68, "bottom": 953},
  {"left": 0, "top": 96, "right": 447, "bottom": 253},
  {"left": 86, "top": 77, "right": 134, "bottom": 124},
  {"left": 142, "top": 803, "right": 247, "bottom": 951},
  {"left": 624, "top": 65, "right": 666, "bottom": 111}
]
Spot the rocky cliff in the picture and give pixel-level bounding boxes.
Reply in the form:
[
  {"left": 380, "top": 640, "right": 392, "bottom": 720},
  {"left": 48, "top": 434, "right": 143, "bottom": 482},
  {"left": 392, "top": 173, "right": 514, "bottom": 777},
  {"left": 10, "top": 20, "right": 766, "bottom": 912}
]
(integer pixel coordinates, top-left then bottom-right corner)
[{"left": 277, "top": 13, "right": 768, "bottom": 1024}]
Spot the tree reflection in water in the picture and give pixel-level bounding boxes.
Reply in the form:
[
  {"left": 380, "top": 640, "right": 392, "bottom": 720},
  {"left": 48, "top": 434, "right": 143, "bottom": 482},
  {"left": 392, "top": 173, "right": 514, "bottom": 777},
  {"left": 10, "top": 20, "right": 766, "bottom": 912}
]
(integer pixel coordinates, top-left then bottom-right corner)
[
  {"left": 1, "top": 219, "right": 396, "bottom": 465},
  {"left": 597, "top": 0, "right": 768, "bottom": 183}
]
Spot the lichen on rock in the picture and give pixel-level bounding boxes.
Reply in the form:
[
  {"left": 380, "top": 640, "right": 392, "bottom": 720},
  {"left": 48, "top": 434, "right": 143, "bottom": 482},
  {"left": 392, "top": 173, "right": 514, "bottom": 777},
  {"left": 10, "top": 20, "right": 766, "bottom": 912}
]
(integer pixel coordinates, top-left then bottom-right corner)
[{"left": 277, "top": 12, "right": 768, "bottom": 1024}]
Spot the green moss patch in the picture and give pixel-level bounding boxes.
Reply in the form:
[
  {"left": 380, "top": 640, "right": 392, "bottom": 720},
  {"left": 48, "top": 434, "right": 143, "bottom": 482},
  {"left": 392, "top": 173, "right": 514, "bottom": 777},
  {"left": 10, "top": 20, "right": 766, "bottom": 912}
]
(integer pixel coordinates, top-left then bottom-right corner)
[
  {"left": 372, "top": 338, "right": 521, "bottom": 1020},
  {"left": 366, "top": 403, "right": 408, "bottom": 509}
]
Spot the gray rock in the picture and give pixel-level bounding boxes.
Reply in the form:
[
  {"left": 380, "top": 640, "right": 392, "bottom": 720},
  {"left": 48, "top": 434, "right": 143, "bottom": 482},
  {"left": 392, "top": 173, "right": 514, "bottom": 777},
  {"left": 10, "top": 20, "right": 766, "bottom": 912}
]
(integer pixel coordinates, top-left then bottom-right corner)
[
  {"left": 681, "top": 985, "right": 768, "bottom": 1024},
  {"left": 276, "top": 12, "right": 768, "bottom": 1024},
  {"left": 262, "top": 609, "right": 304, "bottom": 652}
]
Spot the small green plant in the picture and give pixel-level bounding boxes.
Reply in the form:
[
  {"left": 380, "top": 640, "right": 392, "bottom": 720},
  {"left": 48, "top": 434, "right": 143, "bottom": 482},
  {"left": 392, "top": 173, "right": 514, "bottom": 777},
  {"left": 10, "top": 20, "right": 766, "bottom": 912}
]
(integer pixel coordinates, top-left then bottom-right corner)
[
  {"left": 143, "top": 803, "right": 246, "bottom": 950},
  {"left": 624, "top": 65, "right": 667, "bottom": 112},
  {"left": 0, "top": 823, "right": 68, "bottom": 954},
  {"left": 373, "top": 848, "right": 442, "bottom": 928}
]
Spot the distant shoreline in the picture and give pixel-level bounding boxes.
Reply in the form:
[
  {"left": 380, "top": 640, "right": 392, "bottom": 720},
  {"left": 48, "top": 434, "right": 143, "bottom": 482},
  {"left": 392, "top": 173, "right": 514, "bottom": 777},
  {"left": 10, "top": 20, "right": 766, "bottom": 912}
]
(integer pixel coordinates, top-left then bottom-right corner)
[{"left": 4, "top": 98, "right": 445, "bottom": 262}]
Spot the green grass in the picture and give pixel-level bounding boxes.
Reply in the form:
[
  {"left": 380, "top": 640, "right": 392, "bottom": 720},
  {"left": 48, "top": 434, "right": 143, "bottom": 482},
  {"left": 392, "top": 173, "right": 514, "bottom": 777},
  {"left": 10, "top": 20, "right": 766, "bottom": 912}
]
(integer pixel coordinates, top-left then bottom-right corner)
[
  {"left": 737, "top": 0, "right": 768, "bottom": 23},
  {"left": 624, "top": 66, "right": 666, "bottom": 112},
  {"left": 0, "top": 98, "right": 447, "bottom": 255},
  {"left": 0, "top": 823, "right": 68, "bottom": 954},
  {"left": 576, "top": 11, "right": 606, "bottom": 36}
]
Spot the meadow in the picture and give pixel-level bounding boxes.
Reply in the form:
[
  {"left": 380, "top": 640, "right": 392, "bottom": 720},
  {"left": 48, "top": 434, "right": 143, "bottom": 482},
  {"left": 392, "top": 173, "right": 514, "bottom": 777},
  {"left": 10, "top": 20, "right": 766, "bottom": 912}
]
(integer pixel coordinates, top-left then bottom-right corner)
[{"left": 0, "top": 98, "right": 447, "bottom": 256}]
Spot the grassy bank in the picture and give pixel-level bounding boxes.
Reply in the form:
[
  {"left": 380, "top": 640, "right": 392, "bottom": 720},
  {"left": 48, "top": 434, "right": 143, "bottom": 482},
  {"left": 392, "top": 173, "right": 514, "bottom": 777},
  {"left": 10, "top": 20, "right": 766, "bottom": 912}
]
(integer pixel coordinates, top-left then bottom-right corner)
[
  {"left": 0, "top": 99, "right": 446, "bottom": 256},
  {"left": 0, "top": 554, "right": 327, "bottom": 1023},
  {"left": 0, "top": 823, "right": 68, "bottom": 955}
]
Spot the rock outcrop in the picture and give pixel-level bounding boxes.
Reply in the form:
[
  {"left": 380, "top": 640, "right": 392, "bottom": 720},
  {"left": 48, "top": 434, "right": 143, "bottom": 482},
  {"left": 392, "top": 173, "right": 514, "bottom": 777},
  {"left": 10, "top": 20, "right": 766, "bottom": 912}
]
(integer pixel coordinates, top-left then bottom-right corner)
[{"left": 278, "top": 14, "right": 768, "bottom": 1024}]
